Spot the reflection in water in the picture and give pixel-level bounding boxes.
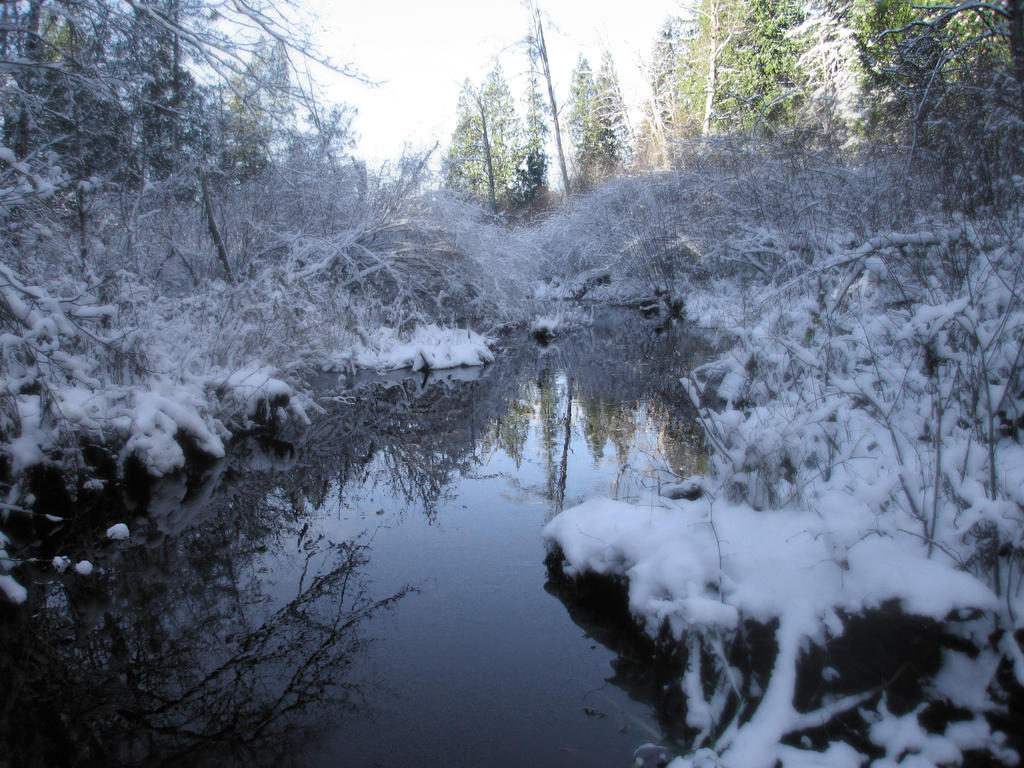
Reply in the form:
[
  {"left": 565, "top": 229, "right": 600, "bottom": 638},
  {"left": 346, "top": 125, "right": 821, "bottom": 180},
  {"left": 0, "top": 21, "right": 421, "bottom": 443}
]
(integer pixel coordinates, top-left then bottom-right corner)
[
  {"left": 2, "top": 441, "right": 412, "bottom": 767},
  {"left": 534, "top": 324, "right": 1022, "bottom": 766},
  {"left": 2, "top": 310, "right": 718, "bottom": 768}
]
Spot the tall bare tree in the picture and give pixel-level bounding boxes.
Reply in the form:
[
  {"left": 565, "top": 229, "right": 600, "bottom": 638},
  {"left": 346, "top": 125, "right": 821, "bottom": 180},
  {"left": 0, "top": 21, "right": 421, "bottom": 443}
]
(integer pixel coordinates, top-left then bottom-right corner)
[{"left": 526, "top": 1, "right": 571, "bottom": 195}]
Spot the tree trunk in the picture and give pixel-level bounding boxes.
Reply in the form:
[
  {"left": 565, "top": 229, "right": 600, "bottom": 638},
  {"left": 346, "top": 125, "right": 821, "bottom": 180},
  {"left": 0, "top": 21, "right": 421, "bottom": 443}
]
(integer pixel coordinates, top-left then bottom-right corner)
[
  {"left": 533, "top": 7, "right": 571, "bottom": 195},
  {"left": 702, "top": 0, "right": 722, "bottom": 137},
  {"left": 477, "top": 96, "right": 498, "bottom": 213},
  {"left": 198, "top": 166, "right": 234, "bottom": 283},
  {"left": 12, "top": 0, "right": 44, "bottom": 157}
]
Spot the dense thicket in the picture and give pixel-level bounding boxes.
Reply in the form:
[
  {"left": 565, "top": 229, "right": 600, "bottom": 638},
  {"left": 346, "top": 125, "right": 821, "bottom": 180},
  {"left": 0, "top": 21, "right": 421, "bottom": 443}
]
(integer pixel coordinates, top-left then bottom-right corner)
[{"left": 0, "top": 0, "right": 539, "bottom": 603}]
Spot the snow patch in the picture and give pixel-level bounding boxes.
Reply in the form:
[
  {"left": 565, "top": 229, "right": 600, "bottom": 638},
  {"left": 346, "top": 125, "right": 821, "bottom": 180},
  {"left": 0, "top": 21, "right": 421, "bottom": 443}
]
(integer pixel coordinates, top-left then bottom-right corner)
[
  {"left": 543, "top": 497, "right": 995, "bottom": 641},
  {"left": 106, "top": 523, "right": 130, "bottom": 541},
  {"left": 214, "top": 362, "right": 310, "bottom": 429},
  {"left": 354, "top": 325, "right": 494, "bottom": 372},
  {"left": 0, "top": 573, "right": 26, "bottom": 603},
  {"left": 125, "top": 386, "right": 225, "bottom": 477}
]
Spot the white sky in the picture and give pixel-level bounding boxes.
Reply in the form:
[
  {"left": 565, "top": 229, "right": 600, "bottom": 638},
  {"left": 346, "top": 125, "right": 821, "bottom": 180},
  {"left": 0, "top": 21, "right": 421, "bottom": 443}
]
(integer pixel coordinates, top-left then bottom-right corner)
[{"left": 307, "top": 0, "right": 683, "bottom": 170}]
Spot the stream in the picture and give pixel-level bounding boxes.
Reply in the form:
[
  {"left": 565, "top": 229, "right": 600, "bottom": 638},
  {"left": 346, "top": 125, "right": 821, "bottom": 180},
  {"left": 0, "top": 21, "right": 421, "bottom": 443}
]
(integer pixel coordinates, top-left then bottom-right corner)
[{"left": 2, "top": 310, "right": 713, "bottom": 768}]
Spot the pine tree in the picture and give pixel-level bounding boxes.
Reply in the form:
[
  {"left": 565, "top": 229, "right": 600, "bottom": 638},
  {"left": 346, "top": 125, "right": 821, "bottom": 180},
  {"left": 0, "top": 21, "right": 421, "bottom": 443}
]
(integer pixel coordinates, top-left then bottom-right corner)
[
  {"left": 669, "top": 0, "right": 746, "bottom": 136},
  {"left": 669, "top": 0, "right": 805, "bottom": 136},
  {"left": 126, "top": 0, "right": 207, "bottom": 183},
  {"left": 442, "top": 63, "right": 524, "bottom": 212},
  {"left": 595, "top": 51, "right": 632, "bottom": 164},
  {"left": 793, "top": 0, "right": 864, "bottom": 140},
  {"left": 5, "top": 7, "right": 124, "bottom": 180},
  {"left": 568, "top": 53, "right": 625, "bottom": 191},
  {"left": 511, "top": 68, "right": 549, "bottom": 209},
  {"left": 638, "top": 17, "right": 692, "bottom": 166},
  {"left": 218, "top": 39, "right": 294, "bottom": 182},
  {"left": 716, "top": 0, "right": 805, "bottom": 131}
]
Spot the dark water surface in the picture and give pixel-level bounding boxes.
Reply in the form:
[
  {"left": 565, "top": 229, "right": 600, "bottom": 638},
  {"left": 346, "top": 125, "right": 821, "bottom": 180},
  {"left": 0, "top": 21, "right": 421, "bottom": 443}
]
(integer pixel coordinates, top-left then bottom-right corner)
[{"left": 3, "top": 311, "right": 711, "bottom": 768}]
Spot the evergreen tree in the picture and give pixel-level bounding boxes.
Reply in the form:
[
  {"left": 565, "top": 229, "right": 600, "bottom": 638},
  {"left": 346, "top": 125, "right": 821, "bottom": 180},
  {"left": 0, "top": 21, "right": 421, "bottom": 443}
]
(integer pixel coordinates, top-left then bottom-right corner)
[
  {"left": 3, "top": 6, "right": 124, "bottom": 180},
  {"left": 638, "top": 16, "right": 692, "bottom": 166},
  {"left": 669, "top": 0, "right": 804, "bottom": 136},
  {"left": 594, "top": 51, "right": 632, "bottom": 164},
  {"left": 218, "top": 39, "right": 294, "bottom": 182},
  {"left": 670, "top": 0, "right": 746, "bottom": 136},
  {"left": 568, "top": 53, "right": 625, "bottom": 190},
  {"left": 792, "top": 0, "right": 864, "bottom": 140},
  {"left": 442, "top": 63, "right": 524, "bottom": 212},
  {"left": 715, "top": 0, "right": 805, "bottom": 132},
  {"left": 125, "top": 0, "right": 208, "bottom": 183},
  {"left": 511, "top": 68, "right": 549, "bottom": 209}
]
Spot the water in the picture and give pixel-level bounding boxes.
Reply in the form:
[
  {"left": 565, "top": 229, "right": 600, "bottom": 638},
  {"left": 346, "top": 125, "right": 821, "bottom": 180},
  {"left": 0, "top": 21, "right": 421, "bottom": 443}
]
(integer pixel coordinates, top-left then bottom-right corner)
[{"left": 2, "top": 311, "right": 711, "bottom": 768}]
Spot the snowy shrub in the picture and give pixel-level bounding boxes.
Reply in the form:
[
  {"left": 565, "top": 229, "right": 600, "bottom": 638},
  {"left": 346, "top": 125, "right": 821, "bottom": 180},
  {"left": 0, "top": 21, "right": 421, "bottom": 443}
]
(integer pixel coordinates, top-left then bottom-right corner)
[
  {"left": 0, "top": 263, "right": 133, "bottom": 468},
  {"left": 684, "top": 219, "right": 1024, "bottom": 604},
  {"left": 537, "top": 137, "right": 1024, "bottom": 767}
]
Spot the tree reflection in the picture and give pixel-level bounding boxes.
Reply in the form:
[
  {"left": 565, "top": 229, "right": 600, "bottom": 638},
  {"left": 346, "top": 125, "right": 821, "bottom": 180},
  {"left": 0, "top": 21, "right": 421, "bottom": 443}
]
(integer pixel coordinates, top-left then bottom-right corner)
[
  {"left": 3, "top": 527, "right": 409, "bottom": 767},
  {"left": 2, "top": 353, "right": 543, "bottom": 767},
  {"left": 2, "top": 308, "right": 719, "bottom": 767},
  {"left": 306, "top": 367, "right": 524, "bottom": 518},
  {"left": 487, "top": 390, "right": 533, "bottom": 468}
]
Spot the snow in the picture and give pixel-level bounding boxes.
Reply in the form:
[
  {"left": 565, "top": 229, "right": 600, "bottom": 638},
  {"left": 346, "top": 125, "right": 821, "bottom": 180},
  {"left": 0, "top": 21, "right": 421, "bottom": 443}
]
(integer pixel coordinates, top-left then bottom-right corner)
[
  {"left": 214, "top": 362, "right": 310, "bottom": 429},
  {"left": 7, "top": 395, "right": 51, "bottom": 475},
  {"left": 774, "top": 743, "right": 862, "bottom": 768},
  {"left": 534, "top": 212, "right": 1024, "bottom": 766},
  {"left": 1, "top": 120, "right": 1023, "bottom": 766},
  {"left": 0, "top": 573, "right": 26, "bottom": 603},
  {"left": 353, "top": 324, "right": 494, "bottom": 372},
  {"left": 544, "top": 498, "right": 995, "bottom": 639},
  {"left": 125, "top": 386, "right": 225, "bottom": 477},
  {"left": 105, "top": 523, "right": 130, "bottom": 540},
  {"left": 544, "top": 492, "right": 1001, "bottom": 768}
]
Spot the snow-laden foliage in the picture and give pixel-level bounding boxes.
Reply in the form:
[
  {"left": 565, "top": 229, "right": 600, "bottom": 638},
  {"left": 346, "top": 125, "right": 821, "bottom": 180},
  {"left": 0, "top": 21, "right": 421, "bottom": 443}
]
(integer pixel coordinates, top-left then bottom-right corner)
[
  {"left": 531, "top": 140, "right": 924, "bottom": 316},
  {"left": 687, "top": 220, "right": 1024, "bottom": 602},
  {"left": 542, "top": 139, "right": 1024, "bottom": 766},
  {"left": 354, "top": 325, "right": 494, "bottom": 373},
  {"left": 0, "top": 147, "right": 537, "bottom": 600}
]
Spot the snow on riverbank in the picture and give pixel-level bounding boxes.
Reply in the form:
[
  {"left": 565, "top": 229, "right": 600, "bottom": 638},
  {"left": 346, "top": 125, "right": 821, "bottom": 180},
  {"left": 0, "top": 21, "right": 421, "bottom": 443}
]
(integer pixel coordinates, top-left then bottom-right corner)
[
  {"left": 544, "top": 495, "right": 1011, "bottom": 768},
  {"left": 544, "top": 498, "right": 996, "bottom": 638},
  {"left": 543, "top": 218, "right": 1024, "bottom": 767},
  {"left": 353, "top": 324, "right": 494, "bottom": 372}
]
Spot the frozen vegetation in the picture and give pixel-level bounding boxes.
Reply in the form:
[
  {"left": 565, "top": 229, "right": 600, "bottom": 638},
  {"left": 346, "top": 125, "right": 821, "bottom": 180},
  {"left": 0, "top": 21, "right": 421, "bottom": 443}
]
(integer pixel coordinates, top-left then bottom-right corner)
[
  {"left": 537, "top": 140, "right": 1024, "bottom": 767},
  {"left": 7, "top": 128, "right": 1022, "bottom": 767},
  {"left": 0, "top": 147, "right": 532, "bottom": 603},
  {"left": 3, "top": 124, "right": 1024, "bottom": 764},
  {"left": 2, "top": 10, "right": 1024, "bottom": 761}
]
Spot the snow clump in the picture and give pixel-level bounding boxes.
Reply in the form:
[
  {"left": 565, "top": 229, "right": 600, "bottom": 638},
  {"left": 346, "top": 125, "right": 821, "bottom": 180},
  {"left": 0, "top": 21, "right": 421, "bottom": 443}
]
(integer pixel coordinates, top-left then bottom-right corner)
[
  {"left": 354, "top": 325, "right": 494, "bottom": 372},
  {"left": 106, "top": 523, "right": 130, "bottom": 540}
]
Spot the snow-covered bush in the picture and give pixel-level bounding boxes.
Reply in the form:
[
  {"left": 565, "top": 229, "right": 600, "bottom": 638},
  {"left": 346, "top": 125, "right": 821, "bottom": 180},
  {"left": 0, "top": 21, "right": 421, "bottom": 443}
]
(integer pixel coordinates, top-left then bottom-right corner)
[
  {"left": 685, "top": 220, "right": 1024, "bottom": 602},
  {"left": 0, "top": 142, "right": 543, "bottom": 603},
  {"left": 541, "top": 137, "right": 1024, "bottom": 766}
]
